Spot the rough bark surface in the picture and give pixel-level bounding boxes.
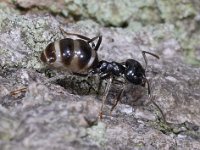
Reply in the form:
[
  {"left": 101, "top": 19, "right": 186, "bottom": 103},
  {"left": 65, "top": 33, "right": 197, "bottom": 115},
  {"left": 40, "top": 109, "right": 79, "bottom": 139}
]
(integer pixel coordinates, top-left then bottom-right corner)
[{"left": 0, "top": 1, "right": 200, "bottom": 150}]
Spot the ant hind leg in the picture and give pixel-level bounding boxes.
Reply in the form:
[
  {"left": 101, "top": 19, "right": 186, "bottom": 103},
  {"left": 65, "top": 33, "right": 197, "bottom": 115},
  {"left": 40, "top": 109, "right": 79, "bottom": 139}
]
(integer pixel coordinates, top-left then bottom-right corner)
[
  {"left": 87, "top": 35, "right": 102, "bottom": 51},
  {"left": 59, "top": 27, "right": 99, "bottom": 48}
]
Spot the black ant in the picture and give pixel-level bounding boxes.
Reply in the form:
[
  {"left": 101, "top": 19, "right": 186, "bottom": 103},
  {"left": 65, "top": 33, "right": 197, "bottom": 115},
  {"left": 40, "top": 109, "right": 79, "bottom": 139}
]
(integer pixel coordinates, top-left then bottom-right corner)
[{"left": 41, "top": 28, "right": 165, "bottom": 122}]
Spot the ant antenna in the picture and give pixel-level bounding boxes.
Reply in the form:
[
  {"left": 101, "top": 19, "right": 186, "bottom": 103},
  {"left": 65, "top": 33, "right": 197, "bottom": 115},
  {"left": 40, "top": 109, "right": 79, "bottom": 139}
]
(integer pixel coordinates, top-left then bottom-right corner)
[
  {"left": 142, "top": 51, "right": 159, "bottom": 70},
  {"left": 140, "top": 50, "right": 159, "bottom": 98}
]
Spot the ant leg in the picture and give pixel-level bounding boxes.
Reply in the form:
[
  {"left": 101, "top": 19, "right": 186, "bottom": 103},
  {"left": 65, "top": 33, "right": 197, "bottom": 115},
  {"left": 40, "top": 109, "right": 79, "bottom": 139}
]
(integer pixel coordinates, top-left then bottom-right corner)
[
  {"left": 94, "top": 35, "right": 102, "bottom": 51},
  {"left": 59, "top": 27, "right": 91, "bottom": 40},
  {"left": 140, "top": 50, "right": 165, "bottom": 122},
  {"left": 60, "top": 27, "right": 102, "bottom": 51},
  {"left": 99, "top": 77, "right": 113, "bottom": 119},
  {"left": 87, "top": 35, "right": 102, "bottom": 51},
  {"left": 141, "top": 51, "right": 159, "bottom": 69},
  {"left": 59, "top": 27, "right": 96, "bottom": 48},
  {"left": 145, "top": 78, "right": 166, "bottom": 123},
  {"left": 110, "top": 83, "right": 126, "bottom": 114}
]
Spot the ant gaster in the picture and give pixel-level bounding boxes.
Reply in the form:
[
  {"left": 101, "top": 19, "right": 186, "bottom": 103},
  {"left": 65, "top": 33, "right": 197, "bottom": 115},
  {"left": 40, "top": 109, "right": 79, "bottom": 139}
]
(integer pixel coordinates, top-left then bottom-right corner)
[{"left": 41, "top": 28, "right": 165, "bottom": 121}]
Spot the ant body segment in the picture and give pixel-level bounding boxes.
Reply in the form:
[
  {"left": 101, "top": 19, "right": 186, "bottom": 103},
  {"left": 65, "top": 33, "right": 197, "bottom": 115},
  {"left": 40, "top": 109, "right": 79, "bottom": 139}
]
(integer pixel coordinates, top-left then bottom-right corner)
[{"left": 41, "top": 29, "right": 165, "bottom": 122}]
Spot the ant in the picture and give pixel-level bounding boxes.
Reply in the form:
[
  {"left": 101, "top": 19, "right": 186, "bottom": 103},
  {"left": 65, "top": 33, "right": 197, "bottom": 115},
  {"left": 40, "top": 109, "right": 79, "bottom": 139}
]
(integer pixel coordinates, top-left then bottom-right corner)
[{"left": 40, "top": 28, "right": 165, "bottom": 122}]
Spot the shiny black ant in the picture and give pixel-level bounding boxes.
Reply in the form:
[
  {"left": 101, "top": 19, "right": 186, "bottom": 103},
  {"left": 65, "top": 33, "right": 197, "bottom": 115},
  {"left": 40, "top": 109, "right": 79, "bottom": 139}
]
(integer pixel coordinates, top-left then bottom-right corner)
[{"left": 41, "top": 28, "right": 165, "bottom": 121}]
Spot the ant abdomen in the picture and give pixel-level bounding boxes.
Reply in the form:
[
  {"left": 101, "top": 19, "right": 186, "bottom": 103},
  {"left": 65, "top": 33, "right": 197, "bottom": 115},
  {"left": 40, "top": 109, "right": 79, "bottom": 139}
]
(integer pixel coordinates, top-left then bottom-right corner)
[{"left": 41, "top": 38, "right": 99, "bottom": 74}]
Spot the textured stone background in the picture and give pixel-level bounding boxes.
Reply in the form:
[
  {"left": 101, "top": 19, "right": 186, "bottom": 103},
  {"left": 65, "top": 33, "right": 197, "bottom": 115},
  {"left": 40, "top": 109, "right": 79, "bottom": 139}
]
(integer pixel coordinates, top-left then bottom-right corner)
[{"left": 0, "top": 0, "right": 200, "bottom": 150}]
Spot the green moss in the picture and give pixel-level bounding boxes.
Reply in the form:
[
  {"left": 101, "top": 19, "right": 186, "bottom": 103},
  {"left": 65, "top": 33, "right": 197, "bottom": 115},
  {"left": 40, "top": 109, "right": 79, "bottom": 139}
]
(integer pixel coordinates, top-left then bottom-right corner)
[
  {"left": 0, "top": 2, "right": 19, "bottom": 15},
  {"left": 156, "top": 0, "right": 197, "bottom": 22},
  {"left": 87, "top": 122, "right": 107, "bottom": 146},
  {"left": 134, "top": 142, "right": 145, "bottom": 148},
  {"left": 49, "top": 5, "right": 60, "bottom": 14},
  {"left": 151, "top": 120, "right": 173, "bottom": 134},
  {"left": 184, "top": 49, "right": 200, "bottom": 66},
  {"left": 0, "top": 131, "right": 12, "bottom": 141}
]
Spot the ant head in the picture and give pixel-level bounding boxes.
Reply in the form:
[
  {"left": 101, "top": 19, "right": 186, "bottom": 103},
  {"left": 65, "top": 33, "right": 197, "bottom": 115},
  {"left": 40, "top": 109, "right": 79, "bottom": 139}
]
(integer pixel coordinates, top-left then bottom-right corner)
[{"left": 124, "top": 59, "right": 146, "bottom": 86}]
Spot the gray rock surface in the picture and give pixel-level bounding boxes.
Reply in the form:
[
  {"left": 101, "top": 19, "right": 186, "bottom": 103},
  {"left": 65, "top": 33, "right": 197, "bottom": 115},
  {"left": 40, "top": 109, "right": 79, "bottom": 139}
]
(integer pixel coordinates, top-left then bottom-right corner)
[{"left": 0, "top": 2, "right": 200, "bottom": 150}]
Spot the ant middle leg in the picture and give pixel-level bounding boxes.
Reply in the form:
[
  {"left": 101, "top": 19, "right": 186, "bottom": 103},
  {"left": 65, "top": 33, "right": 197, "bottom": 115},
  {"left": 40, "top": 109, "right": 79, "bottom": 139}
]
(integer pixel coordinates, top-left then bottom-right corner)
[
  {"left": 99, "top": 77, "right": 113, "bottom": 119},
  {"left": 110, "top": 83, "right": 126, "bottom": 114}
]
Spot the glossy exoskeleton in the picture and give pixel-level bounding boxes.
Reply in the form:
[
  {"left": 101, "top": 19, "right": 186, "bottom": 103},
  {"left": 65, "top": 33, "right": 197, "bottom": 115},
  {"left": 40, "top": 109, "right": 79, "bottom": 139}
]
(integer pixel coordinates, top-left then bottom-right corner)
[{"left": 41, "top": 29, "right": 164, "bottom": 121}]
